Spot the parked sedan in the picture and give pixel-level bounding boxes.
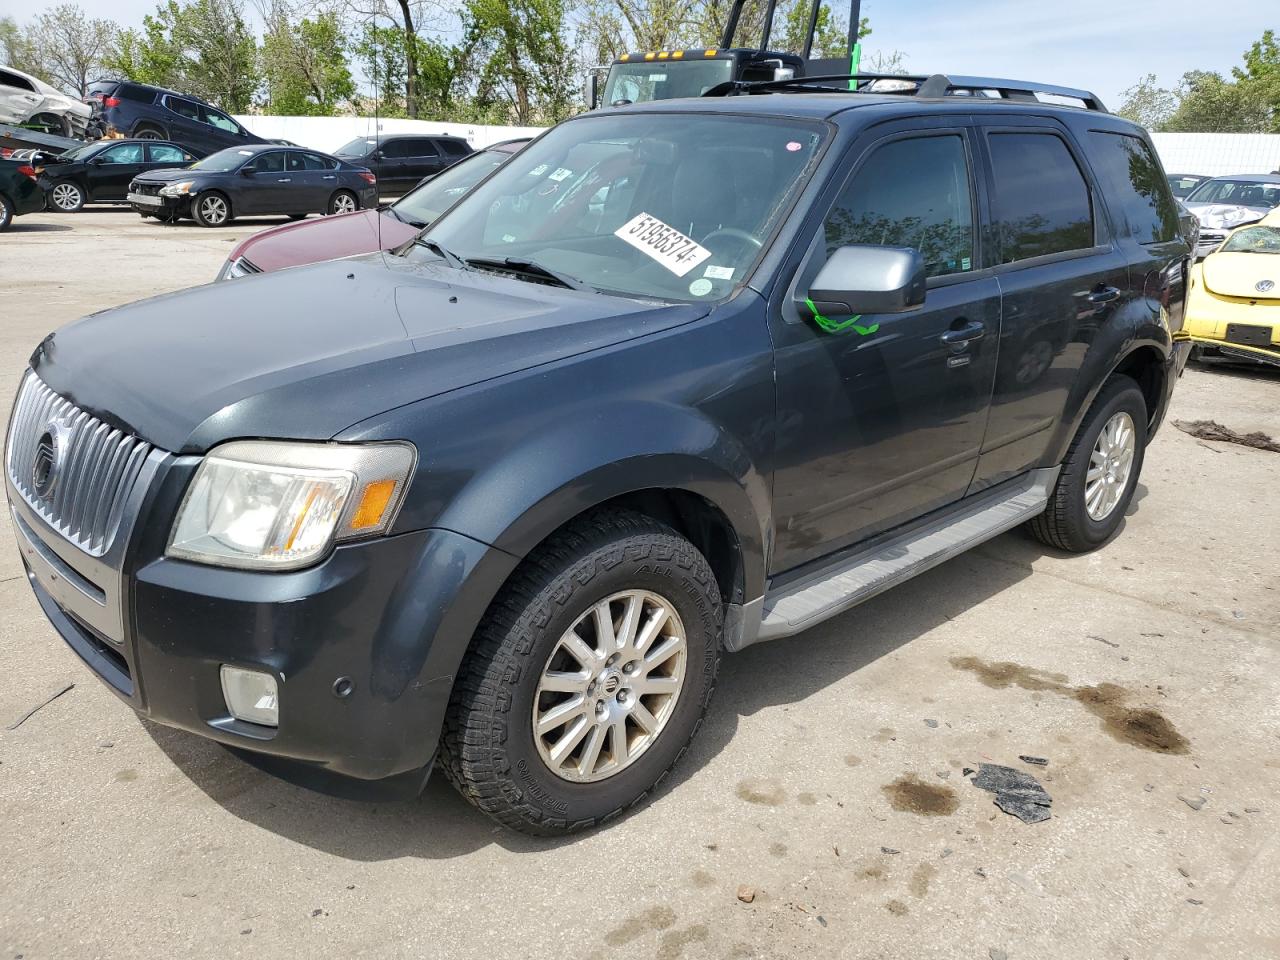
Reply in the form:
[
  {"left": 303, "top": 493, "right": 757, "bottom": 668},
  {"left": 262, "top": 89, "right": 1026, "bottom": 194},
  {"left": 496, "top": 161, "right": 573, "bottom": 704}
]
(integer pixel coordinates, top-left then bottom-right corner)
[
  {"left": 0, "top": 65, "right": 92, "bottom": 137},
  {"left": 218, "top": 139, "right": 528, "bottom": 278},
  {"left": 0, "top": 157, "right": 45, "bottom": 230},
  {"left": 42, "top": 138, "right": 199, "bottom": 212},
  {"left": 127, "top": 143, "right": 377, "bottom": 227}
]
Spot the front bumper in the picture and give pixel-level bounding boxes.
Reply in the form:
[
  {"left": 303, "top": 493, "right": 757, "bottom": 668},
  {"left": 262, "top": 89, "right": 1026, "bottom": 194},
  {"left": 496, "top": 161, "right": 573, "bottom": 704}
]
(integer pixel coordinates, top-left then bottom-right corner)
[
  {"left": 1181, "top": 333, "right": 1280, "bottom": 368},
  {"left": 7, "top": 452, "right": 510, "bottom": 788},
  {"left": 127, "top": 191, "right": 188, "bottom": 217}
]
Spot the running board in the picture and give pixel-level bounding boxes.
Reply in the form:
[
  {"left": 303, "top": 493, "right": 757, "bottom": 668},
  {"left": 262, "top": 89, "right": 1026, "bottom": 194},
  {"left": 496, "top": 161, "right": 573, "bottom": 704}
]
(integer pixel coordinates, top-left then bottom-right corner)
[{"left": 752, "top": 468, "right": 1058, "bottom": 645}]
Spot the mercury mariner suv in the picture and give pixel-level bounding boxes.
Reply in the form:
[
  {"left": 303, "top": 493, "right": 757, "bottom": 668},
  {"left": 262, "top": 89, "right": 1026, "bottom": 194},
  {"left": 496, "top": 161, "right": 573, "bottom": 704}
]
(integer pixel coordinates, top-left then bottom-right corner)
[{"left": 5, "top": 73, "right": 1190, "bottom": 835}]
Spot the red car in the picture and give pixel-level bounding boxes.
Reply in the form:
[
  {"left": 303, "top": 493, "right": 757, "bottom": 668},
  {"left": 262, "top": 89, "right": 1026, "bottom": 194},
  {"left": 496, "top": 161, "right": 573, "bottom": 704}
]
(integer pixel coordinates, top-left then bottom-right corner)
[{"left": 216, "top": 139, "right": 528, "bottom": 280}]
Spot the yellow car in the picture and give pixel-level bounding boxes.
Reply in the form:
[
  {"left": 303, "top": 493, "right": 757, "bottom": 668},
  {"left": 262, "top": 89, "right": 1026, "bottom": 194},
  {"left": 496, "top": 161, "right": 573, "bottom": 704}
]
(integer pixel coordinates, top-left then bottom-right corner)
[{"left": 1182, "top": 207, "right": 1280, "bottom": 367}]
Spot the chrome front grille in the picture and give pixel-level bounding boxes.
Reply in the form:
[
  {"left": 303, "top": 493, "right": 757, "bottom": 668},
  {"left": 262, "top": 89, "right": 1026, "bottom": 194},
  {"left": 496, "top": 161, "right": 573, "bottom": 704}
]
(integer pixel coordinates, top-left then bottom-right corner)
[{"left": 5, "top": 372, "right": 154, "bottom": 556}]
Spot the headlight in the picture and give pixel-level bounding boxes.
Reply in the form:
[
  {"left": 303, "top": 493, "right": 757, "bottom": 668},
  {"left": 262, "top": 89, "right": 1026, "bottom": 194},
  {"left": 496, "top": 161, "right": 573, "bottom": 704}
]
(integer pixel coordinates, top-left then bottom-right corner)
[
  {"left": 217, "top": 256, "right": 261, "bottom": 281},
  {"left": 167, "top": 441, "right": 416, "bottom": 570},
  {"left": 159, "top": 180, "right": 194, "bottom": 197}
]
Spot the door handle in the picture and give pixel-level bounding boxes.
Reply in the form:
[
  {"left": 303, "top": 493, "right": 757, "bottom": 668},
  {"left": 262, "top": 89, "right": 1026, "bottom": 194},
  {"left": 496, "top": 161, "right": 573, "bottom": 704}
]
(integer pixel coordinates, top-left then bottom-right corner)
[
  {"left": 940, "top": 320, "right": 985, "bottom": 347},
  {"left": 322, "top": 175, "right": 336, "bottom": 180},
  {"left": 277, "top": 177, "right": 291, "bottom": 182},
  {"left": 1088, "top": 285, "right": 1121, "bottom": 304}
]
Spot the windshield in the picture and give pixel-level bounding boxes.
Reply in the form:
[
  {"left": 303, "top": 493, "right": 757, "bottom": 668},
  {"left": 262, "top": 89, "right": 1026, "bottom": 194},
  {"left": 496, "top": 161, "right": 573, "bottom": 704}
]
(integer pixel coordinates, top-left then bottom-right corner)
[
  {"left": 336, "top": 137, "right": 377, "bottom": 157},
  {"left": 393, "top": 149, "right": 512, "bottom": 227},
  {"left": 59, "top": 142, "right": 102, "bottom": 162},
  {"left": 1221, "top": 225, "right": 1280, "bottom": 253},
  {"left": 189, "top": 147, "right": 254, "bottom": 172},
  {"left": 1187, "top": 179, "right": 1280, "bottom": 208},
  {"left": 602, "top": 60, "right": 735, "bottom": 105},
  {"left": 413, "top": 112, "right": 825, "bottom": 301}
]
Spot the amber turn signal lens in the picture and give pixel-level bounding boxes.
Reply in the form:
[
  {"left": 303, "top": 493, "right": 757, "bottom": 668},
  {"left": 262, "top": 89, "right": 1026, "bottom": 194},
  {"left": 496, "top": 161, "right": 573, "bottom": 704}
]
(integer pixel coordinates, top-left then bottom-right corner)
[{"left": 350, "top": 479, "right": 398, "bottom": 531}]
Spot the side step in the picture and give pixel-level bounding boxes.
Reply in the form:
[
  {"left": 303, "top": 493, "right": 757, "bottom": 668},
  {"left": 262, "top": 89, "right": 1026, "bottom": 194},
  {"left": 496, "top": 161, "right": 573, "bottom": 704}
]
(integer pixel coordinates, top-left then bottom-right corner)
[{"left": 754, "top": 468, "right": 1058, "bottom": 644}]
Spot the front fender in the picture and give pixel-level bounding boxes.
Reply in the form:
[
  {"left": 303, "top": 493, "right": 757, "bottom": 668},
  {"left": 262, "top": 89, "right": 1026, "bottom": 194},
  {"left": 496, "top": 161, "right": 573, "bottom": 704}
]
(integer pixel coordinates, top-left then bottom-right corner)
[{"left": 432, "top": 400, "right": 771, "bottom": 604}]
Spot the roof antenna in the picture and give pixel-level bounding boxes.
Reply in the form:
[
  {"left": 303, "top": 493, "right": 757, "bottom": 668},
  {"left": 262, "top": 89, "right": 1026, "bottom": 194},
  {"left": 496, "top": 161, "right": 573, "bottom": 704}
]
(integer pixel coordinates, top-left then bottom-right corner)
[{"left": 373, "top": 12, "right": 382, "bottom": 257}]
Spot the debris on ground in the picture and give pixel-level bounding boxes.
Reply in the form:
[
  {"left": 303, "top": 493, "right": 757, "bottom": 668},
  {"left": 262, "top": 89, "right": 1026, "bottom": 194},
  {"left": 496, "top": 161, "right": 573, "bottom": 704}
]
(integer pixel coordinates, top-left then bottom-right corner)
[
  {"left": 881, "top": 847, "right": 901, "bottom": 855},
  {"left": 6, "top": 682, "right": 75, "bottom": 731},
  {"left": 1173, "top": 419, "right": 1280, "bottom": 453},
  {"left": 962, "top": 767, "right": 975, "bottom": 777},
  {"left": 1018, "top": 755, "right": 1049, "bottom": 766},
  {"left": 923, "top": 719, "right": 939, "bottom": 728},
  {"left": 1187, "top": 898, "right": 1204, "bottom": 906},
  {"left": 1091, "top": 635, "right": 1120, "bottom": 648},
  {"left": 970, "top": 764, "right": 1052, "bottom": 823},
  {"left": 1144, "top": 784, "right": 1155, "bottom": 792},
  {"left": 736, "top": 885, "right": 756, "bottom": 904},
  {"left": 990, "top": 949, "right": 1009, "bottom": 960},
  {"left": 1179, "top": 795, "right": 1207, "bottom": 811},
  {"left": 1178, "top": 867, "right": 1190, "bottom": 878},
  {"left": 974, "top": 867, "right": 987, "bottom": 879}
]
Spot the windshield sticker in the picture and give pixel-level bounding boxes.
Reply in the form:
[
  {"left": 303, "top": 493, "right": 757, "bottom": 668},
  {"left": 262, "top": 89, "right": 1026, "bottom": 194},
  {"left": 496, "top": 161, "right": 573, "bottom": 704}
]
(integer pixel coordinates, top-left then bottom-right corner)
[
  {"left": 648, "top": 73, "right": 667, "bottom": 81},
  {"left": 704, "top": 265, "right": 734, "bottom": 280},
  {"left": 689, "top": 278, "right": 713, "bottom": 297},
  {"left": 786, "top": 141, "right": 803, "bottom": 152},
  {"left": 501, "top": 234, "right": 516, "bottom": 243},
  {"left": 527, "top": 163, "right": 549, "bottom": 176},
  {"left": 548, "top": 167, "right": 574, "bottom": 182},
  {"left": 615, "top": 212, "right": 712, "bottom": 277}
]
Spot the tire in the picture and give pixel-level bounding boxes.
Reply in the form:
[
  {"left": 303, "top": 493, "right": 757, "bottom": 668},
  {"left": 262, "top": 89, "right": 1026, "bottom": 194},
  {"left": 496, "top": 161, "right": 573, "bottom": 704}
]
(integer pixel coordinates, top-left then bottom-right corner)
[
  {"left": 30, "top": 113, "right": 70, "bottom": 137},
  {"left": 191, "top": 191, "right": 232, "bottom": 227},
  {"left": 287, "top": 213, "right": 307, "bottom": 221},
  {"left": 0, "top": 193, "right": 12, "bottom": 232},
  {"left": 441, "top": 509, "right": 723, "bottom": 835},
  {"left": 49, "top": 181, "right": 84, "bottom": 213},
  {"left": 1026, "top": 375, "right": 1147, "bottom": 553},
  {"left": 327, "top": 190, "right": 358, "bottom": 216},
  {"left": 133, "top": 126, "right": 165, "bottom": 140}
]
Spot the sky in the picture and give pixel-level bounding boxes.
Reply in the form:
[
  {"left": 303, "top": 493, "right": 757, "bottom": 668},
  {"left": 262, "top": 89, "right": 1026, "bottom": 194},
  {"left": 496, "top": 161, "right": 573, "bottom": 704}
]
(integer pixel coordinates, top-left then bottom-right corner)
[{"left": 0, "top": 0, "right": 1275, "bottom": 111}]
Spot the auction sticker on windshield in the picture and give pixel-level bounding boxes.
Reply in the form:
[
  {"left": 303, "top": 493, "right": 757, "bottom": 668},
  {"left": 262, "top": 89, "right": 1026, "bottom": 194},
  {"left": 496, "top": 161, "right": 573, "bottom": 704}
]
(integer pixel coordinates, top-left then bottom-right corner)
[{"left": 614, "top": 212, "right": 712, "bottom": 277}]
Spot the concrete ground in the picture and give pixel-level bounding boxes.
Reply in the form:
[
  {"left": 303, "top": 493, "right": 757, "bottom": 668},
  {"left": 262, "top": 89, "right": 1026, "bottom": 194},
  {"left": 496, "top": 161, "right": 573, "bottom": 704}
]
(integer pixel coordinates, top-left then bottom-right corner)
[{"left": 1, "top": 210, "right": 1278, "bottom": 960}]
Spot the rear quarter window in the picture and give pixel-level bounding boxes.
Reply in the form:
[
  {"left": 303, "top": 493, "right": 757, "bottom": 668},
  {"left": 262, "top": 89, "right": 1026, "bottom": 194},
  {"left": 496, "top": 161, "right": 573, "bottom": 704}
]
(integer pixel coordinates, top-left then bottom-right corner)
[
  {"left": 987, "top": 132, "right": 1095, "bottom": 263},
  {"left": 439, "top": 139, "right": 471, "bottom": 157},
  {"left": 1087, "top": 131, "right": 1180, "bottom": 244},
  {"left": 119, "top": 84, "right": 154, "bottom": 102}
]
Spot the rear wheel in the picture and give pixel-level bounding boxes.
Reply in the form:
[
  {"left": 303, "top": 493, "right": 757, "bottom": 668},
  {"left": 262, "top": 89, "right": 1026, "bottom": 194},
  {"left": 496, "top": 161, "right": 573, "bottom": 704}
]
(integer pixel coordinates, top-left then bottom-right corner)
[
  {"left": 49, "top": 181, "right": 85, "bottom": 213},
  {"left": 191, "top": 191, "right": 231, "bottom": 227},
  {"left": 133, "top": 126, "right": 165, "bottom": 140},
  {"left": 440, "top": 510, "right": 722, "bottom": 835},
  {"left": 0, "top": 194, "right": 12, "bottom": 232},
  {"left": 1026, "top": 375, "right": 1147, "bottom": 553},
  {"left": 327, "top": 190, "right": 358, "bottom": 215}
]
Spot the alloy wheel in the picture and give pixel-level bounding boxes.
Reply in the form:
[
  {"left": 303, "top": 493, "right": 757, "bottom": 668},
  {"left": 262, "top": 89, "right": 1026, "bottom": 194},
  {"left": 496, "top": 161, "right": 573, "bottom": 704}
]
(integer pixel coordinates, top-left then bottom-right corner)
[
  {"left": 51, "top": 183, "right": 82, "bottom": 211},
  {"left": 331, "top": 193, "right": 356, "bottom": 215},
  {"left": 199, "top": 195, "right": 228, "bottom": 225},
  {"left": 532, "top": 590, "right": 687, "bottom": 783},
  {"left": 1085, "top": 411, "right": 1136, "bottom": 521}
]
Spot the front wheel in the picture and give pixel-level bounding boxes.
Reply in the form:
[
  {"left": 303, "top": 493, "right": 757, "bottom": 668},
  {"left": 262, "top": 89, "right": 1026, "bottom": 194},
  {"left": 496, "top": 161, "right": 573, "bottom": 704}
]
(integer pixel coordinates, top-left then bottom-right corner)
[
  {"left": 327, "top": 190, "right": 358, "bottom": 215},
  {"left": 441, "top": 510, "right": 723, "bottom": 835},
  {"left": 1026, "top": 375, "right": 1147, "bottom": 552},
  {"left": 191, "top": 192, "right": 231, "bottom": 227},
  {"left": 0, "top": 193, "right": 12, "bottom": 232},
  {"left": 49, "top": 181, "right": 84, "bottom": 212}
]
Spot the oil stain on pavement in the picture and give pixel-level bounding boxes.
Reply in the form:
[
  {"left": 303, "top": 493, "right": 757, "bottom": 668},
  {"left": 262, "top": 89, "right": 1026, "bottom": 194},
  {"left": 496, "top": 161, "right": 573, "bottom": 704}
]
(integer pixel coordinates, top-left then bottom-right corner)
[
  {"left": 949, "top": 656, "right": 1190, "bottom": 754},
  {"left": 883, "top": 774, "right": 959, "bottom": 816}
]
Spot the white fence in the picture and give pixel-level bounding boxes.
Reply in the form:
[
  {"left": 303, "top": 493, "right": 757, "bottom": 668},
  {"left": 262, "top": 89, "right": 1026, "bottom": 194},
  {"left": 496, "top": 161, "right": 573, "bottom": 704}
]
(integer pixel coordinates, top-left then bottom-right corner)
[
  {"left": 233, "top": 115, "right": 544, "bottom": 154},
  {"left": 1151, "top": 133, "right": 1280, "bottom": 177}
]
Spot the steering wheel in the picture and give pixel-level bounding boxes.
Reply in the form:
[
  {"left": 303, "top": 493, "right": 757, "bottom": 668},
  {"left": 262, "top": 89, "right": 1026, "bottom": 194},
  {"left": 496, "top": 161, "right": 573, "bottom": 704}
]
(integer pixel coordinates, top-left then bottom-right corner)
[{"left": 700, "top": 227, "right": 762, "bottom": 250}]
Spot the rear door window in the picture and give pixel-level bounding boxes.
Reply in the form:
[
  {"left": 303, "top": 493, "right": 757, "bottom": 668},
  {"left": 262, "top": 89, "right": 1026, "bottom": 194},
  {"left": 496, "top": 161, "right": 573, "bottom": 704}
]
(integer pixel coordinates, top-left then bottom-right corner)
[
  {"left": 405, "top": 139, "right": 439, "bottom": 159},
  {"left": 825, "top": 133, "right": 976, "bottom": 279},
  {"left": 301, "top": 153, "right": 336, "bottom": 170},
  {"left": 1087, "top": 132, "right": 1180, "bottom": 243},
  {"left": 987, "top": 132, "right": 1095, "bottom": 263}
]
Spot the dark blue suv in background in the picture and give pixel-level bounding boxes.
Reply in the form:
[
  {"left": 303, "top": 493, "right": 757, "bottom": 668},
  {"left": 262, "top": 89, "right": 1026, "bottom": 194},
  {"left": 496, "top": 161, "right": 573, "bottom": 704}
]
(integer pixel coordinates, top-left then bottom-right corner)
[
  {"left": 6, "top": 73, "right": 1191, "bottom": 836},
  {"left": 86, "top": 79, "right": 267, "bottom": 156}
]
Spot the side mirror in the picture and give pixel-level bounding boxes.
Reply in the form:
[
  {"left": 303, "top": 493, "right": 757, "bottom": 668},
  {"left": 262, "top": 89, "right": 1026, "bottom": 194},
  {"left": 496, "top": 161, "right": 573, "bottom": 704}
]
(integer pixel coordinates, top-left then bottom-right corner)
[
  {"left": 240, "top": 166, "right": 255, "bottom": 176},
  {"left": 374, "top": 150, "right": 385, "bottom": 161},
  {"left": 801, "top": 245, "right": 927, "bottom": 320},
  {"left": 583, "top": 73, "right": 600, "bottom": 110}
]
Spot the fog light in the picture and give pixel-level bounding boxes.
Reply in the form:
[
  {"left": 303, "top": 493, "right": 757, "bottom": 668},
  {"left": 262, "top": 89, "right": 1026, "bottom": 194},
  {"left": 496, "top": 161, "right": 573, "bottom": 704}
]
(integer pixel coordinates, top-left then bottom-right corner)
[{"left": 220, "top": 665, "right": 279, "bottom": 727}]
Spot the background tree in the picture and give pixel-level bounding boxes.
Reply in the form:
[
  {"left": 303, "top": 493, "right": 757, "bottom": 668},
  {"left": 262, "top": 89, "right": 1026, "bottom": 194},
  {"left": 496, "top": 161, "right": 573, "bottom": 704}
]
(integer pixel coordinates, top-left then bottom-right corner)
[
  {"left": 1232, "top": 28, "right": 1279, "bottom": 132},
  {"left": 1163, "top": 69, "right": 1270, "bottom": 133},
  {"left": 345, "top": 0, "right": 449, "bottom": 118},
  {"left": 463, "top": 0, "right": 575, "bottom": 124},
  {"left": 1, "top": 17, "right": 44, "bottom": 76},
  {"left": 26, "top": 4, "right": 117, "bottom": 95},
  {"left": 1115, "top": 73, "right": 1179, "bottom": 130},
  {"left": 262, "top": 5, "right": 356, "bottom": 115}
]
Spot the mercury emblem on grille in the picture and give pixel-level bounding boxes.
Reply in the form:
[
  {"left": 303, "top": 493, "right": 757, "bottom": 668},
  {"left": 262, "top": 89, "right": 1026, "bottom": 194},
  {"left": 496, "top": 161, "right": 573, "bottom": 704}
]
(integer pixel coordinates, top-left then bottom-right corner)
[{"left": 31, "top": 420, "right": 70, "bottom": 501}]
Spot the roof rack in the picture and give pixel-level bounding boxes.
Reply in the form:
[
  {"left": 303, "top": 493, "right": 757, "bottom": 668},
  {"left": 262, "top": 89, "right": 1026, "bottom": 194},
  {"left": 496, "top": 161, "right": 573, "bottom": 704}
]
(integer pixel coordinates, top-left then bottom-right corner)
[{"left": 704, "top": 72, "right": 1109, "bottom": 113}]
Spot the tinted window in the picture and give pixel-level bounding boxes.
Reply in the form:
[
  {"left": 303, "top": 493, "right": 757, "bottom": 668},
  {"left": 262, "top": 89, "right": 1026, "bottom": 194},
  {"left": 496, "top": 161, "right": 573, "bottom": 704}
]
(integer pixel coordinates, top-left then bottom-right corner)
[
  {"left": 0, "top": 69, "right": 35, "bottom": 92},
  {"left": 101, "top": 143, "right": 145, "bottom": 164},
  {"left": 301, "top": 152, "right": 336, "bottom": 170},
  {"left": 88, "top": 80, "right": 120, "bottom": 98},
  {"left": 825, "top": 134, "right": 975, "bottom": 279},
  {"left": 166, "top": 97, "right": 202, "bottom": 120},
  {"left": 147, "top": 144, "right": 187, "bottom": 163},
  {"left": 254, "top": 152, "right": 285, "bottom": 173},
  {"left": 385, "top": 139, "right": 436, "bottom": 159},
  {"left": 988, "top": 133, "right": 1094, "bottom": 263},
  {"left": 1087, "top": 132, "right": 1179, "bottom": 244},
  {"left": 439, "top": 139, "right": 470, "bottom": 157},
  {"left": 119, "top": 83, "right": 153, "bottom": 102}
]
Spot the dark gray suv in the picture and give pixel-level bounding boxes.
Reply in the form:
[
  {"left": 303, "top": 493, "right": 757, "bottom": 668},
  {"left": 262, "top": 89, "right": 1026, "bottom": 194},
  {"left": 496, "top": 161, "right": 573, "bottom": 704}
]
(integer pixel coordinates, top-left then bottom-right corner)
[
  {"left": 5, "top": 73, "right": 1190, "bottom": 835},
  {"left": 86, "top": 79, "right": 267, "bottom": 156}
]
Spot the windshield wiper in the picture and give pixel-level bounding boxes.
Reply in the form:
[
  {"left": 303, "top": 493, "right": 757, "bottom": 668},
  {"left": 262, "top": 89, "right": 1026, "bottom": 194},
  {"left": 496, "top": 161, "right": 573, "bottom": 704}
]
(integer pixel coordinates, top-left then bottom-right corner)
[
  {"left": 464, "top": 257, "right": 594, "bottom": 292},
  {"left": 413, "top": 236, "right": 466, "bottom": 270}
]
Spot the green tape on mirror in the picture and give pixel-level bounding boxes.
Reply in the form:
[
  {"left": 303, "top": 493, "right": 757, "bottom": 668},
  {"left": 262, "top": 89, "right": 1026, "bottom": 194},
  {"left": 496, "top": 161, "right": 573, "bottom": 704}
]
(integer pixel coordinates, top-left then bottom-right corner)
[{"left": 805, "top": 297, "right": 880, "bottom": 336}]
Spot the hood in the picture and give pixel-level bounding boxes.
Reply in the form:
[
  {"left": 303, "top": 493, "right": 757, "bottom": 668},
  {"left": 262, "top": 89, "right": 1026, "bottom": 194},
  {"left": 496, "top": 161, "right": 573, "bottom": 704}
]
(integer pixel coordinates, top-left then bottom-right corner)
[
  {"left": 232, "top": 208, "right": 418, "bottom": 272},
  {"left": 133, "top": 167, "right": 203, "bottom": 184},
  {"left": 31, "top": 256, "right": 708, "bottom": 454},
  {"left": 1202, "top": 252, "right": 1280, "bottom": 301},
  {"left": 1185, "top": 202, "right": 1271, "bottom": 230}
]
